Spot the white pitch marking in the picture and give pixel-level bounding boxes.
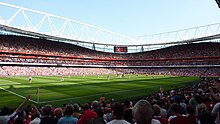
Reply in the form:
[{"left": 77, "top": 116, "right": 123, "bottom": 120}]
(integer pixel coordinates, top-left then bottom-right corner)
[{"left": 0, "top": 87, "right": 37, "bottom": 104}]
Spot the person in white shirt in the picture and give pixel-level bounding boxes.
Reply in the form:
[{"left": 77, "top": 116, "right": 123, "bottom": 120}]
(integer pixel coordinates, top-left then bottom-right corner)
[
  {"left": 29, "top": 76, "right": 32, "bottom": 83},
  {"left": 0, "top": 96, "right": 30, "bottom": 124}
]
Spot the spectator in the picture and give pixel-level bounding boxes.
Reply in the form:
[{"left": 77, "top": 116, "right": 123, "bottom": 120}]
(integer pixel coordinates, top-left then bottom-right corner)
[
  {"left": 168, "top": 103, "right": 188, "bottom": 124},
  {"left": 77, "top": 103, "right": 97, "bottom": 124},
  {"left": 107, "top": 102, "right": 130, "bottom": 124},
  {"left": 196, "top": 103, "right": 215, "bottom": 124},
  {"left": 123, "top": 100, "right": 133, "bottom": 123},
  {"left": 153, "top": 104, "right": 168, "bottom": 124},
  {"left": 0, "top": 96, "right": 30, "bottom": 124},
  {"left": 57, "top": 105, "right": 78, "bottom": 124},
  {"left": 54, "top": 107, "right": 63, "bottom": 121},
  {"left": 132, "top": 100, "right": 160, "bottom": 124},
  {"left": 185, "top": 106, "right": 196, "bottom": 124},
  {"left": 40, "top": 105, "right": 57, "bottom": 124},
  {"left": 29, "top": 104, "right": 41, "bottom": 124},
  {"left": 72, "top": 104, "right": 81, "bottom": 119},
  {"left": 211, "top": 79, "right": 220, "bottom": 124}
]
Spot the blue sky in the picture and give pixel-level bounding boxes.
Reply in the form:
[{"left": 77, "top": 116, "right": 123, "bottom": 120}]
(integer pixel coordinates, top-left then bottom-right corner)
[{"left": 0, "top": 0, "right": 220, "bottom": 37}]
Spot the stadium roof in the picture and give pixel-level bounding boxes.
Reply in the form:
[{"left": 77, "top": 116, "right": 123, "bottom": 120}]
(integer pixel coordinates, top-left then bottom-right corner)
[{"left": 0, "top": 2, "right": 220, "bottom": 53}]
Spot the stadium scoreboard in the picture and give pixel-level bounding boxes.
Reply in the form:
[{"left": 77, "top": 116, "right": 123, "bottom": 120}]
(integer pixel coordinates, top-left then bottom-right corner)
[{"left": 114, "top": 46, "right": 128, "bottom": 53}]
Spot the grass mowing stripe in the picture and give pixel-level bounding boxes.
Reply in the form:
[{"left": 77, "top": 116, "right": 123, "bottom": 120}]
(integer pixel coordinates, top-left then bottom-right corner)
[
  {"left": 0, "top": 87, "right": 37, "bottom": 104},
  {"left": 0, "top": 78, "right": 21, "bottom": 85},
  {"left": 0, "top": 75, "right": 199, "bottom": 107},
  {"left": 38, "top": 85, "right": 161, "bottom": 104}
]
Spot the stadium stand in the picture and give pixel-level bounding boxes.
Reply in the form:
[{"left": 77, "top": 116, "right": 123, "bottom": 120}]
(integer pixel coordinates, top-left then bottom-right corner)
[
  {"left": 0, "top": 35, "right": 220, "bottom": 124},
  {"left": 0, "top": 35, "right": 220, "bottom": 77}
]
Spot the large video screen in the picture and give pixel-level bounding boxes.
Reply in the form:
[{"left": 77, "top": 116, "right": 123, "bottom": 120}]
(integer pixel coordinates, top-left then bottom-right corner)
[{"left": 114, "top": 46, "right": 127, "bottom": 53}]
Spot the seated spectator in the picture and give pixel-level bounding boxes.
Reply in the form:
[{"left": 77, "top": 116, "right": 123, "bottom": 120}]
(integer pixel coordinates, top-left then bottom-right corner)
[
  {"left": 132, "top": 100, "right": 160, "bottom": 124},
  {"left": 91, "top": 100, "right": 99, "bottom": 110},
  {"left": 211, "top": 79, "right": 220, "bottom": 124},
  {"left": 93, "top": 108, "right": 106, "bottom": 124},
  {"left": 54, "top": 107, "right": 63, "bottom": 121},
  {"left": 167, "top": 95, "right": 186, "bottom": 118},
  {"left": 103, "top": 108, "right": 112, "bottom": 123},
  {"left": 123, "top": 100, "right": 132, "bottom": 123},
  {"left": 156, "top": 100, "right": 167, "bottom": 118},
  {"left": 72, "top": 103, "right": 81, "bottom": 119},
  {"left": 153, "top": 104, "right": 168, "bottom": 124},
  {"left": 168, "top": 103, "right": 188, "bottom": 124},
  {"left": 107, "top": 102, "right": 130, "bottom": 124},
  {"left": 196, "top": 103, "right": 215, "bottom": 124},
  {"left": 185, "top": 106, "right": 196, "bottom": 124}
]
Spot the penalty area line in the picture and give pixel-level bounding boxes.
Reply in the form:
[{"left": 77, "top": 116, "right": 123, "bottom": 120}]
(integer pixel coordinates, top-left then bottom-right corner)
[{"left": 0, "top": 87, "right": 37, "bottom": 104}]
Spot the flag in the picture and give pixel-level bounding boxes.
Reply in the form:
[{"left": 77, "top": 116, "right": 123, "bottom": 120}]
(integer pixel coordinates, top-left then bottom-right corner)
[{"left": 36, "top": 88, "right": 39, "bottom": 95}]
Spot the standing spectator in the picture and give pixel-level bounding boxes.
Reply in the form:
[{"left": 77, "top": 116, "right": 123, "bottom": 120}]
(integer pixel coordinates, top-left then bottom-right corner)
[
  {"left": 40, "top": 105, "right": 57, "bottom": 124},
  {"left": 0, "top": 96, "right": 30, "bottom": 124},
  {"left": 29, "top": 104, "right": 41, "bottom": 124}
]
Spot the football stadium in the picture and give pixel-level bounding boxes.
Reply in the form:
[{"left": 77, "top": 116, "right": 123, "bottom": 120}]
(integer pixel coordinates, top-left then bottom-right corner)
[{"left": 0, "top": 1, "right": 220, "bottom": 124}]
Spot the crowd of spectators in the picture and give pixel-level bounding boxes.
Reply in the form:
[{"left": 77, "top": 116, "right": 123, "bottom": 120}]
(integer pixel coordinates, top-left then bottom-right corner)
[
  {"left": 0, "top": 35, "right": 219, "bottom": 76},
  {"left": 0, "top": 66, "right": 220, "bottom": 77},
  {"left": 1, "top": 35, "right": 220, "bottom": 123},
  {"left": 1, "top": 55, "right": 220, "bottom": 67},
  {"left": 0, "top": 66, "right": 120, "bottom": 76},
  {"left": 0, "top": 35, "right": 220, "bottom": 67},
  {"left": 1, "top": 78, "right": 220, "bottom": 124}
]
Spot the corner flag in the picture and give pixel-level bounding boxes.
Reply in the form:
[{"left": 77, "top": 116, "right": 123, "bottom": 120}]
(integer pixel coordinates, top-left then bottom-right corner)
[
  {"left": 36, "top": 88, "right": 40, "bottom": 103},
  {"left": 36, "top": 88, "right": 39, "bottom": 95}
]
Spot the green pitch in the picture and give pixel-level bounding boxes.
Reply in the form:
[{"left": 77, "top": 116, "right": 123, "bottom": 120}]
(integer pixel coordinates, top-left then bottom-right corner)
[{"left": 0, "top": 75, "right": 199, "bottom": 108}]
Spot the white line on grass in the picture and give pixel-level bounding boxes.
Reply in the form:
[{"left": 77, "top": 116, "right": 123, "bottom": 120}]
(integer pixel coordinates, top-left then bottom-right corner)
[
  {"left": 0, "top": 87, "right": 37, "bottom": 104},
  {"left": 38, "top": 85, "right": 160, "bottom": 104}
]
